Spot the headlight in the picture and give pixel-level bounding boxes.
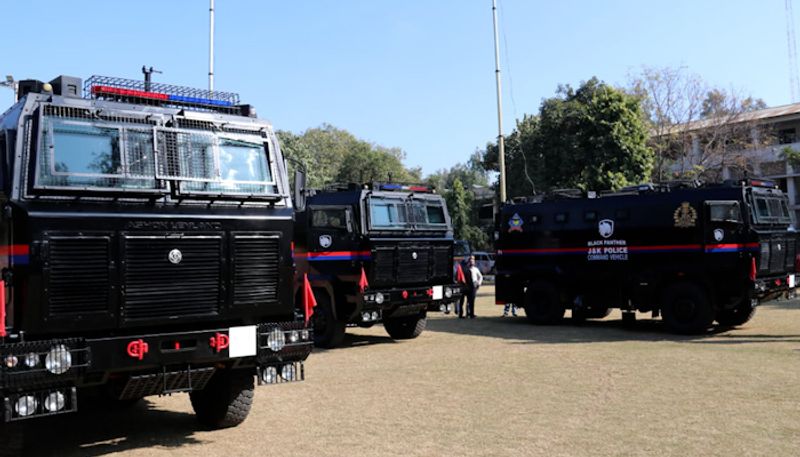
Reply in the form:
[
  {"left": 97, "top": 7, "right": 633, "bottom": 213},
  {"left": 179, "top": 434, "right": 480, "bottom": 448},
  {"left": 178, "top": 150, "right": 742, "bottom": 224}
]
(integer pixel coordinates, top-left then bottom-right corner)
[
  {"left": 267, "top": 328, "right": 285, "bottom": 352},
  {"left": 371, "top": 311, "right": 379, "bottom": 321},
  {"left": 301, "top": 329, "right": 310, "bottom": 341},
  {"left": 15, "top": 396, "right": 37, "bottom": 417},
  {"left": 23, "top": 352, "right": 39, "bottom": 368},
  {"left": 45, "top": 345, "right": 72, "bottom": 375},
  {"left": 444, "top": 287, "right": 453, "bottom": 298},
  {"left": 289, "top": 330, "right": 299, "bottom": 343},
  {"left": 261, "top": 366, "right": 278, "bottom": 383},
  {"left": 362, "top": 311, "right": 371, "bottom": 322},
  {"left": 439, "top": 304, "right": 446, "bottom": 312},
  {"left": 281, "top": 364, "right": 297, "bottom": 381},
  {"left": 44, "top": 392, "right": 66, "bottom": 412},
  {"left": 375, "top": 292, "right": 385, "bottom": 304},
  {"left": 4, "top": 355, "right": 18, "bottom": 368}
]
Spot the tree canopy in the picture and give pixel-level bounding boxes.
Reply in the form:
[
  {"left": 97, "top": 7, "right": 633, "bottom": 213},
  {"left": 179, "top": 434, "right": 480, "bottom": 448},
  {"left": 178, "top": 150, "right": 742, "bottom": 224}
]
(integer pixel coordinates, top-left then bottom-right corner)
[
  {"left": 277, "top": 124, "right": 420, "bottom": 188},
  {"left": 484, "top": 77, "right": 653, "bottom": 198}
]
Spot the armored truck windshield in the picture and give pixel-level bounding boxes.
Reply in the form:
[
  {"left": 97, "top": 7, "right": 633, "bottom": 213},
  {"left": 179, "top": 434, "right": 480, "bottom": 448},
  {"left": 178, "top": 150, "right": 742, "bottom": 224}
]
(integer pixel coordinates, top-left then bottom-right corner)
[
  {"left": 35, "top": 109, "right": 279, "bottom": 198},
  {"left": 368, "top": 195, "right": 448, "bottom": 231}
]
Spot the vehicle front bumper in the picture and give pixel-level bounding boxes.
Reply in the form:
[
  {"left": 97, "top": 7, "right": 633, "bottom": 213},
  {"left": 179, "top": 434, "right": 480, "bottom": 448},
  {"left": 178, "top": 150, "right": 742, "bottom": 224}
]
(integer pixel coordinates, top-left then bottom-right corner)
[
  {"left": 754, "top": 273, "right": 796, "bottom": 300},
  {"left": 358, "top": 284, "right": 463, "bottom": 321},
  {"left": 0, "top": 321, "right": 312, "bottom": 422}
]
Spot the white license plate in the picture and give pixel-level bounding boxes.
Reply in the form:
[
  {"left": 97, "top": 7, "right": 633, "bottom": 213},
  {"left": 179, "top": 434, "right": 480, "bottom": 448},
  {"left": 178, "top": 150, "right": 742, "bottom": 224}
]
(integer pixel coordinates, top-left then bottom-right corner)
[
  {"left": 790, "top": 275, "right": 796, "bottom": 288},
  {"left": 228, "top": 325, "right": 257, "bottom": 358},
  {"left": 432, "top": 286, "right": 443, "bottom": 300}
]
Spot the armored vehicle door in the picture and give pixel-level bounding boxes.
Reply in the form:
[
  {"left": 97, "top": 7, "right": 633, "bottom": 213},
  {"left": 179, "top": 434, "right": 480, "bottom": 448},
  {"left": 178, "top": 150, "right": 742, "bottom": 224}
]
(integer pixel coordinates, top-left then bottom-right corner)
[
  {"left": 704, "top": 200, "right": 745, "bottom": 248},
  {"left": 308, "top": 205, "right": 356, "bottom": 252}
]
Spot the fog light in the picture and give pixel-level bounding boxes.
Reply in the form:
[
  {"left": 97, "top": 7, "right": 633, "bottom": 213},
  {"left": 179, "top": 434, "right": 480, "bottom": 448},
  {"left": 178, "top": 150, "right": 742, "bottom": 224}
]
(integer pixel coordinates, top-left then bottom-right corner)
[
  {"left": 45, "top": 345, "right": 72, "bottom": 375},
  {"left": 281, "top": 364, "right": 297, "bottom": 381},
  {"left": 15, "top": 396, "right": 37, "bottom": 417},
  {"left": 289, "top": 330, "right": 299, "bottom": 343},
  {"left": 439, "top": 304, "right": 446, "bottom": 312},
  {"left": 4, "top": 355, "right": 18, "bottom": 368},
  {"left": 261, "top": 366, "right": 278, "bottom": 383},
  {"left": 444, "top": 287, "right": 453, "bottom": 298},
  {"left": 362, "top": 311, "right": 371, "bottom": 322},
  {"left": 266, "top": 328, "right": 285, "bottom": 352},
  {"left": 44, "top": 391, "right": 65, "bottom": 412},
  {"left": 301, "top": 329, "right": 310, "bottom": 340},
  {"left": 371, "top": 311, "right": 379, "bottom": 321},
  {"left": 24, "top": 353, "right": 39, "bottom": 368},
  {"left": 375, "top": 292, "right": 385, "bottom": 305}
]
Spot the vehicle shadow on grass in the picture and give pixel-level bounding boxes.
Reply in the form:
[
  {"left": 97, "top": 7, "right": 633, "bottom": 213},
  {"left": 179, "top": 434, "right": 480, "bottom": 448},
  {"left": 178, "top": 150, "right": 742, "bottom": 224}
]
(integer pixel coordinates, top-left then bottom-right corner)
[
  {"left": 426, "top": 314, "right": 800, "bottom": 345},
  {"left": 23, "top": 399, "right": 203, "bottom": 457}
]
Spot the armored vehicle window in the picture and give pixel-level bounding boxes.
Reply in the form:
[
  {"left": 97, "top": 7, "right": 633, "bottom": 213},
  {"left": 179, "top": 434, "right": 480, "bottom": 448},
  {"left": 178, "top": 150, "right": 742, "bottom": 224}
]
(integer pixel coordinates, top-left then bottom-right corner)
[
  {"left": 409, "top": 199, "right": 447, "bottom": 227},
  {"left": 708, "top": 201, "right": 742, "bottom": 223},
  {"left": 751, "top": 195, "right": 793, "bottom": 224},
  {"left": 161, "top": 131, "right": 276, "bottom": 196},
  {"left": 37, "top": 117, "right": 160, "bottom": 190},
  {"left": 312, "top": 208, "right": 349, "bottom": 230},
  {"left": 369, "top": 198, "right": 408, "bottom": 229}
]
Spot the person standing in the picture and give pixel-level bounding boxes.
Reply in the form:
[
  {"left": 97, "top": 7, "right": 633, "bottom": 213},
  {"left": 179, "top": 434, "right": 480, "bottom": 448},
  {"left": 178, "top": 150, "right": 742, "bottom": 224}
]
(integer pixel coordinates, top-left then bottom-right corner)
[
  {"left": 465, "top": 255, "right": 483, "bottom": 318},
  {"left": 456, "top": 256, "right": 470, "bottom": 318}
]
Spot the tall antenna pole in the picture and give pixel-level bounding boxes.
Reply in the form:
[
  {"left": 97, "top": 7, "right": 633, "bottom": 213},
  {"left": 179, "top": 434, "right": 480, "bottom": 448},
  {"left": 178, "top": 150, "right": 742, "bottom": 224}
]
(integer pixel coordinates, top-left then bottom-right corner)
[
  {"left": 209, "top": 0, "right": 215, "bottom": 92},
  {"left": 492, "top": 0, "right": 507, "bottom": 203},
  {"left": 787, "top": 0, "right": 799, "bottom": 102}
]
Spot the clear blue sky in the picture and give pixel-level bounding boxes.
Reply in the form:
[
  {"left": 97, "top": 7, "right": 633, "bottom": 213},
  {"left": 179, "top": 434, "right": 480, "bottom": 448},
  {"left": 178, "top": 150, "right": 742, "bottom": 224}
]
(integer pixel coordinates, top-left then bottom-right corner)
[{"left": 0, "top": 1, "right": 793, "bottom": 176}]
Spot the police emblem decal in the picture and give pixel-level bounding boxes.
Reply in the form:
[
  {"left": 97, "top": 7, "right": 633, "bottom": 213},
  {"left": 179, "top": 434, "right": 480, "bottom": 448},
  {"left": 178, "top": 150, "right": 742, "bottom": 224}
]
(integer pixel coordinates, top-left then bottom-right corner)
[
  {"left": 319, "top": 235, "right": 332, "bottom": 248},
  {"left": 673, "top": 202, "right": 698, "bottom": 228},
  {"left": 598, "top": 219, "right": 615, "bottom": 238},
  {"left": 713, "top": 228, "right": 724, "bottom": 242},
  {"left": 168, "top": 249, "right": 183, "bottom": 265},
  {"left": 508, "top": 213, "right": 524, "bottom": 232}
]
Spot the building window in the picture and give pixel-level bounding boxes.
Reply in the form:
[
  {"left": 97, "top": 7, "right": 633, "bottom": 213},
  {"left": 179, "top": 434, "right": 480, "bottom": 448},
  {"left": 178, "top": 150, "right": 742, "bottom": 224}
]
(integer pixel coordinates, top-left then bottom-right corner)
[{"left": 778, "top": 128, "right": 797, "bottom": 145}]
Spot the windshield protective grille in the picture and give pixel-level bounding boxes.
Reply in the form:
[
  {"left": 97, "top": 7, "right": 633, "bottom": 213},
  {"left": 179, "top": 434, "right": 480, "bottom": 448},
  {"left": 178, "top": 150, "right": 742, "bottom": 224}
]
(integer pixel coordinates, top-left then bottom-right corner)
[
  {"left": 156, "top": 129, "right": 276, "bottom": 195},
  {"left": 36, "top": 116, "right": 164, "bottom": 192}
]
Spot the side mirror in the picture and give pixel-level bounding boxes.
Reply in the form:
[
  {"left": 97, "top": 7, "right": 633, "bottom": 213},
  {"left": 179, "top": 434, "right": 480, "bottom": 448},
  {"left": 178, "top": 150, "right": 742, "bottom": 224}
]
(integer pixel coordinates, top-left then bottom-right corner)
[{"left": 294, "top": 169, "right": 307, "bottom": 211}]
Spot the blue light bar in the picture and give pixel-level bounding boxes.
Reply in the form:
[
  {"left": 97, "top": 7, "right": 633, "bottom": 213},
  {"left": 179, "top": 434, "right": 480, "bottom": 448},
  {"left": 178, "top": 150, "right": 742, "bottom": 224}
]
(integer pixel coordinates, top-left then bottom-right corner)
[{"left": 167, "top": 94, "right": 234, "bottom": 107}]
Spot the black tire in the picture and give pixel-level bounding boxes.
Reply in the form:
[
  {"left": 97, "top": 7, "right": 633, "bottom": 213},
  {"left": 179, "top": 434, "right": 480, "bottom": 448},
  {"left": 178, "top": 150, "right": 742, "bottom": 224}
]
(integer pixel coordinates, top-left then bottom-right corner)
[
  {"left": 523, "top": 281, "right": 565, "bottom": 325},
  {"left": 716, "top": 299, "right": 757, "bottom": 327},
  {"left": 190, "top": 369, "right": 254, "bottom": 429},
  {"left": 312, "top": 292, "right": 346, "bottom": 348},
  {"left": 384, "top": 312, "right": 427, "bottom": 339},
  {"left": 660, "top": 282, "right": 715, "bottom": 334}
]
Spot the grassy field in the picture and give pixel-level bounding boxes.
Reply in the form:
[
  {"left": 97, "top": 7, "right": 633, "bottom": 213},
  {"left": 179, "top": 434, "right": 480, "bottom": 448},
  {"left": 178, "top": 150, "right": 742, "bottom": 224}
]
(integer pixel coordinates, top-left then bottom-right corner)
[{"left": 26, "top": 286, "right": 800, "bottom": 456}]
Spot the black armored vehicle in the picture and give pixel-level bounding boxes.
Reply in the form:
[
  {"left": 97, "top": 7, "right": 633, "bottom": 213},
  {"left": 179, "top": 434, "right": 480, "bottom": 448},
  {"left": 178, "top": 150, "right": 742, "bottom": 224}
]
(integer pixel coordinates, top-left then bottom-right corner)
[
  {"left": 0, "top": 74, "right": 312, "bottom": 430},
  {"left": 294, "top": 183, "right": 462, "bottom": 347},
  {"left": 495, "top": 180, "right": 797, "bottom": 334}
]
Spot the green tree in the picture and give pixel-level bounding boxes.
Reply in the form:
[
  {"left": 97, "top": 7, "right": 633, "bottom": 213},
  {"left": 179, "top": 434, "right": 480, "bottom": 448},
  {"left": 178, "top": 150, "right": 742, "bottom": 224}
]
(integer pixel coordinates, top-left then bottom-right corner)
[
  {"left": 277, "top": 124, "right": 419, "bottom": 188},
  {"left": 484, "top": 77, "right": 654, "bottom": 197},
  {"left": 447, "top": 178, "right": 470, "bottom": 240}
]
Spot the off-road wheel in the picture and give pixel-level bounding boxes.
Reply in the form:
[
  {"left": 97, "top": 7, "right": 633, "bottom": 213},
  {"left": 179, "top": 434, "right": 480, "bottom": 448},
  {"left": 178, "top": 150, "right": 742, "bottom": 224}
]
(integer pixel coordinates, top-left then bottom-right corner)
[
  {"left": 384, "top": 312, "right": 427, "bottom": 339},
  {"left": 716, "top": 299, "right": 757, "bottom": 327},
  {"left": 190, "top": 369, "right": 254, "bottom": 429},
  {"left": 523, "top": 281, "right": 565, "bottom": 325},
  {"left": 312, "top": 293, "right": 346, "bottom": 348},
  {"left": 661, "top": 282, "right": 715, "bottom": 334}
]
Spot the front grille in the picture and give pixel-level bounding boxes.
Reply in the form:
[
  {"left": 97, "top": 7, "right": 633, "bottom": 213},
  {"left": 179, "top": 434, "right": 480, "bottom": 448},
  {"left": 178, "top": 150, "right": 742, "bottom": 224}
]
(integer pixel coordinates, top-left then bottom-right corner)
[
  {"left": 397, "top": 247, "right": 430, "bottom": 284},
  {"left": 769, "top": 239, "right": 787, "bottom": 274},
  {"left": 233, "top": 234, "right": 280, "bottom": 306},
  {"left": 432, "top": 246, "right": 452, "bottom": 279},
  {"left": 785, "top": 239, "right": 797, "bottom": 269},
  {"left": 372, "top": 248, "right": 396, "bottom": 284},
  {"left": 123, "top": 235, "right": 222, "bottom": 320},
  {"left": 46, "top": 237, "right": 111, "bottom": 316}
]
